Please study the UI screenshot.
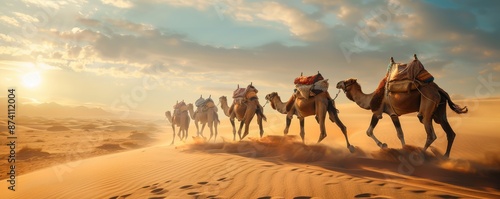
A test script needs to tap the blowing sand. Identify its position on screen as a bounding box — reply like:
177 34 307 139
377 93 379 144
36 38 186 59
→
0 98 499 198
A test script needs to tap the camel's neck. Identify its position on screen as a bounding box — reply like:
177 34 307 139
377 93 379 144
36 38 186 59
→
271 96 288 114
188 106 195 120
220 100 231 117
346 83 374 110
165 111 173 123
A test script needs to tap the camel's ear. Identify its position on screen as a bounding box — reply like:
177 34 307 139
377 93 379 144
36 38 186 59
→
300 72 303 76
209 95 211 98
250 82 253 86
352 78 357 82
390 57 395 64
414 54 418 60
237 84 239 89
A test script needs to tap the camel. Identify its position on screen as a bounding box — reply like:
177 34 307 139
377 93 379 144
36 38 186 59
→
335 55 468 157
187 96 220 142
282 88 355 152
165 101 191 145
265 92 297 135
219 83 266 141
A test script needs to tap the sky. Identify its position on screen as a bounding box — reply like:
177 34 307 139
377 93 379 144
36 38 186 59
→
0 0 499 118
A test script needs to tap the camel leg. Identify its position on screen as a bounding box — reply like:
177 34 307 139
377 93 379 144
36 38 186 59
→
241 106 256 140
422 117 437 152
200 123 206 138
367 114 387 148
284 116 291 135
257 111 264 138
171 125 176 145
299 118 305 143
207 111 214 141
329 108 355 152
207 123 213 141
438 115 455 158
214 119 219 143
434 104 455 157
230 118 236 141
317 104 328 143
238 120 245 140
194 121 200 137
390 115 406 147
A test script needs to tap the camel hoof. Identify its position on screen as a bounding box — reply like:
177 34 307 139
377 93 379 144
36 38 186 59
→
348 145 356 153
317 134 327 143
380 143 388 149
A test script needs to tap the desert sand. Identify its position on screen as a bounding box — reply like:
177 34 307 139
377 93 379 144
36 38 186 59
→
0 98 499 198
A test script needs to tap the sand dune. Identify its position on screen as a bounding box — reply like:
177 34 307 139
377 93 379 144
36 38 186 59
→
1 136 498 199
1 98 498 198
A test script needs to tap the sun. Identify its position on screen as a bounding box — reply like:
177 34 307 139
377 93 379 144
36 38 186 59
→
22 72 42 88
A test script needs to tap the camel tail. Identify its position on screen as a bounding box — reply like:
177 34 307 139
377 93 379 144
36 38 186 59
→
437 86 468 114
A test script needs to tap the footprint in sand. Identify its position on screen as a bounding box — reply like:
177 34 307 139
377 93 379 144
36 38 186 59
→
217 177 228 181
151 188 168 194
148 197 165 199
142 185 151 189
197 181 208 185
355 193 392 198
293 196 312 199
364 180 373 184
207 195 219 198
410 190 427 194
180 185 193 189
257 197 272 199
262 165 274 167
377 183 386 186
291 168 299 171
435 194 460 199
187 192 200 195
108 193 133 199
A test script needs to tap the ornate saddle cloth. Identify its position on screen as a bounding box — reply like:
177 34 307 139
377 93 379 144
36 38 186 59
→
295 79 329 99
233 88 246 99
294 73 324 85
388 59 434 83
387 80 419 93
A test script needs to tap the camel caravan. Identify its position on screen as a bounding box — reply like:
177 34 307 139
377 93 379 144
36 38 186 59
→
165 54 467 157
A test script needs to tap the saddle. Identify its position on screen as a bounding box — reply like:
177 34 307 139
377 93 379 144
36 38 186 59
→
294 72 329 99
294 73 324 85
387 58 434 93
232 84 259 105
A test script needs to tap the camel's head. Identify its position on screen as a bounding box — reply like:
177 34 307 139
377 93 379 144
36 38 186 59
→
187 103 194 110
219 96 227 103
265 92 278 101
336 78 357 92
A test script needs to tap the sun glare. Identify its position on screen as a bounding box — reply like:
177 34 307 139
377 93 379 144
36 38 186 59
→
22 72 42 88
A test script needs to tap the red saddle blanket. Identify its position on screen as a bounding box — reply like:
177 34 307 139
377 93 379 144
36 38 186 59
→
294 73 324 85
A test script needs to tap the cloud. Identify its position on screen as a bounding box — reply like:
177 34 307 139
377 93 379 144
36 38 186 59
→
256 2 324 39
0 16 19 27
101 0 134 8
